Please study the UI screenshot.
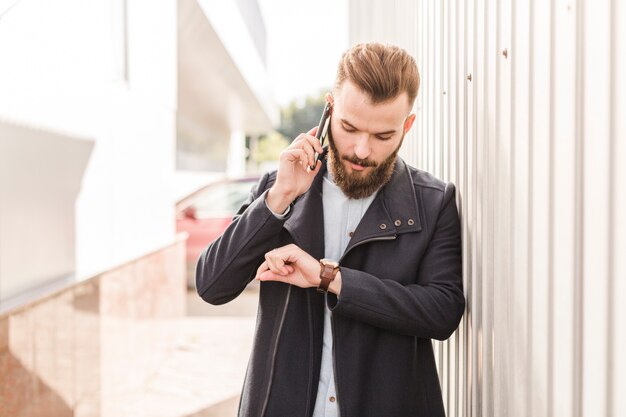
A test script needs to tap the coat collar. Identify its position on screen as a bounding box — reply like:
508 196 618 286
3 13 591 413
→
284 156 422 258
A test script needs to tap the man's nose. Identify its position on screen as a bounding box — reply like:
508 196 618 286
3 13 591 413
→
354 134 371 160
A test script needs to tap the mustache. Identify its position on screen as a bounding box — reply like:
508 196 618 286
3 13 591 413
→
341 154 378 168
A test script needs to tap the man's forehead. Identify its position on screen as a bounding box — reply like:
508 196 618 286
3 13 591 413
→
334 81 411 129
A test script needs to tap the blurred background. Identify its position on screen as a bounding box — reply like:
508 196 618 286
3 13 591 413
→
0 0 624 416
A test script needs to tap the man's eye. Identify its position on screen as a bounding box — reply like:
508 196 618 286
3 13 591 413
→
342 125 356 132
376 135 392 141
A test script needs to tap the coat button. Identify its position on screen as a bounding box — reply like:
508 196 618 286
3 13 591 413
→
408 219 415 226
379 223 387 230
394 220 402 226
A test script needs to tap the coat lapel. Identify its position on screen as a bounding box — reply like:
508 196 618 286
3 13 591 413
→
344 158 423 253
283 157 422 260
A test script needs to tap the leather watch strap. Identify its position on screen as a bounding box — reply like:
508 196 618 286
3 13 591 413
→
317 260 339 294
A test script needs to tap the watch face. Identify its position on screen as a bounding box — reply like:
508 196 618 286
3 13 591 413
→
321 258 339 268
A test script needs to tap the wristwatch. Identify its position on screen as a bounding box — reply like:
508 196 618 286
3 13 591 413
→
317 259 340 294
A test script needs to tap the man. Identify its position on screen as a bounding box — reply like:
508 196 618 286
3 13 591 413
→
196 43 465 417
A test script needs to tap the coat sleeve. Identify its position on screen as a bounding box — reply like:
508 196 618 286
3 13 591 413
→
328 182 465 340
195 172 290 305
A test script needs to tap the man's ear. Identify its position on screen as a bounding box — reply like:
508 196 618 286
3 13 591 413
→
404 113 416 133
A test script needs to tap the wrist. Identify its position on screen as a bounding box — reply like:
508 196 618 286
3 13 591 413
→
266 186 296 214
328 271 342 295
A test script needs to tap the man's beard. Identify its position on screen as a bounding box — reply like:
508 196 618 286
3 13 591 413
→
327 125 403 199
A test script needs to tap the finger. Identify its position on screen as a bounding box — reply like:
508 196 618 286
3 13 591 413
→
298 141 316 168
257 270 283 281
287 135 322 167
304 138 324 168
292 130 322 152
276 253 290 275
291 133 308 145
291 128 318 144
258 262 295 281
264 251 279 272
282 149 310 169
255 261 269 279
287 138 316 168
270 250 289 275
265 250 288 275
282 148 306 161
307 158 322 174
302 134 324 154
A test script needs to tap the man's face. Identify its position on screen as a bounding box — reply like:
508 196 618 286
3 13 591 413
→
326 80 416 199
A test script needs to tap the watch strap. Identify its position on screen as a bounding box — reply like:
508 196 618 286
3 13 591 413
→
317 261 339 294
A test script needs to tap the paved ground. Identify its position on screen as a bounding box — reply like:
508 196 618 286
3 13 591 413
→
124 285 260 417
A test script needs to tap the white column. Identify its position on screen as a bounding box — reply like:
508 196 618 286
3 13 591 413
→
227 129 246 177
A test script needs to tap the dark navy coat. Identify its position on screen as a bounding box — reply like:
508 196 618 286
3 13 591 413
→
196 157 465 417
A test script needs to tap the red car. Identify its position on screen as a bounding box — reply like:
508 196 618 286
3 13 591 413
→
176 177 260 287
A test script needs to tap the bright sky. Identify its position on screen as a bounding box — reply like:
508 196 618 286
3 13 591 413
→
257 0 348 106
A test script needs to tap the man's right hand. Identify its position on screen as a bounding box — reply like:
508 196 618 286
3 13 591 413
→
265 126 324 213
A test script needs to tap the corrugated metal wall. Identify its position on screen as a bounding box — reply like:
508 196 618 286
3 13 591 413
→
349 0 625 416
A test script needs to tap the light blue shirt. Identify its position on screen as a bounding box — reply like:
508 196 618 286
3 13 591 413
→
311 171 378 417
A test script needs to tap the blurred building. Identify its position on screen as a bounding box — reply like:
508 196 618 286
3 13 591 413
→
349 0 626 416
177 0 278 175
0 0 275 415
0 0 276 306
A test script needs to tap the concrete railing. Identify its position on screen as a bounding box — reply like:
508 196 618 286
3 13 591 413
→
0 237 187 417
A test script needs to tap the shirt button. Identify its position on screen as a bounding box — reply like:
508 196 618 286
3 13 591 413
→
329 396 336 403
348 231 354 237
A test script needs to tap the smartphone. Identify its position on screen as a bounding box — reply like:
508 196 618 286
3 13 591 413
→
310 103 331 170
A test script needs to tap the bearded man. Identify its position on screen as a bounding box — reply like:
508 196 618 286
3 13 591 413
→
196 42 465 417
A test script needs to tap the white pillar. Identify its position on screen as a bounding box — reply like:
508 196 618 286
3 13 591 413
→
227 129 246 177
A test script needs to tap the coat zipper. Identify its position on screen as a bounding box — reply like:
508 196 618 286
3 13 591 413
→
332 234 397 416
304 291 314 416
260 285 292 417
330 313 342 415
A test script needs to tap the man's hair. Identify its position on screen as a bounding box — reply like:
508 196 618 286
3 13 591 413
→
334 43 420 107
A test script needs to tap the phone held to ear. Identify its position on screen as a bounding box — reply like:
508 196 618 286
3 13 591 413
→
310 103 331 170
